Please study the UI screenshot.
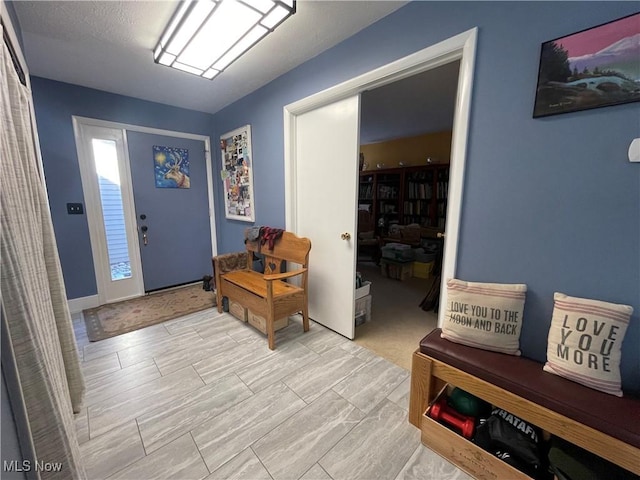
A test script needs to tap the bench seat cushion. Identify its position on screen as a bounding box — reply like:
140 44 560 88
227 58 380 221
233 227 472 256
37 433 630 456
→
222 270 301 298
420 328 640 449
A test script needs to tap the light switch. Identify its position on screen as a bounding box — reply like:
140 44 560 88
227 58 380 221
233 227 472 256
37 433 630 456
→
628 138 640 163
67 203 84 215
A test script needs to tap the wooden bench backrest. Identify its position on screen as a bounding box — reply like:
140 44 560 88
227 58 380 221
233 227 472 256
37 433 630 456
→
245 230 311 275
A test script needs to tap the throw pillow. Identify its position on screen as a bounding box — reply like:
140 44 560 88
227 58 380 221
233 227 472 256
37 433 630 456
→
544 292 632 397
442 278 527 355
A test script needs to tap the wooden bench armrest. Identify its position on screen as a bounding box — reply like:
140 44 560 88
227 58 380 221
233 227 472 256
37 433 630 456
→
263 268 308 281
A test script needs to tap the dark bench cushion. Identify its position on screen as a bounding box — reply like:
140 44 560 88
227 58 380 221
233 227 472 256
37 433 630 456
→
420 328 640 449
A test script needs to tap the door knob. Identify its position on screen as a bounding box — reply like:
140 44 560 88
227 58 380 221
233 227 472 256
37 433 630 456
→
341 232 351 240
437 232 446 238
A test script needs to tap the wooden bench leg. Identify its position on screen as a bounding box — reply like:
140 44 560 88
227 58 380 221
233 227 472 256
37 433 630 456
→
216 290 223 313
267 284 275 350
409 350 433 428
267 312 276 350
302 294 309 332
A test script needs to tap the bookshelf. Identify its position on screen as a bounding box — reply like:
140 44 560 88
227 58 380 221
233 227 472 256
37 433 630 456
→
404 169 433 227
436 168 449 229
358 165 449 233
358 173 374 213
376 172 401 227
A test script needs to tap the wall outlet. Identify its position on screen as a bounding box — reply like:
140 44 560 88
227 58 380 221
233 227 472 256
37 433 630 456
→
67 203 84 215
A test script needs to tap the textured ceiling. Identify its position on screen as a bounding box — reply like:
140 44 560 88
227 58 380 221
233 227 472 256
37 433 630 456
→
13 0 407 114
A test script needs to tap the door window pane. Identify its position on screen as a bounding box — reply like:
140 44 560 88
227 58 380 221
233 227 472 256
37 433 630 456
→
92 139 132 281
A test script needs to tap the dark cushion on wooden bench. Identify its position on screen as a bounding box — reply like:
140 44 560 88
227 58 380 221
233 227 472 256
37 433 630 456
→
420 328 640 449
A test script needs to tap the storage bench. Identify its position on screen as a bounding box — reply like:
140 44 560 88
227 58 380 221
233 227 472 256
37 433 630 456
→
214 230 311 350
409 328 640 477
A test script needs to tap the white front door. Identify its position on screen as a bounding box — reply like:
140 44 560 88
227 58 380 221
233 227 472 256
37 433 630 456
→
75 123 144 304
293 95 361 339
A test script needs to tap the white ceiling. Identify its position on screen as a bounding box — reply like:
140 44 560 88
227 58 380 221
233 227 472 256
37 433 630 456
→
12 0 408 114
13 0 459 142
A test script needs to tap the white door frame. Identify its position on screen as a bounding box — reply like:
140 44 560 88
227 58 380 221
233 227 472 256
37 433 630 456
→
72 116 218 305
284 28 478 327
75 123 145 304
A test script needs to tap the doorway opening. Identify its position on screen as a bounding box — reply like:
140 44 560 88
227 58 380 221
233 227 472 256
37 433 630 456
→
285 28 477 369
354 62 459 369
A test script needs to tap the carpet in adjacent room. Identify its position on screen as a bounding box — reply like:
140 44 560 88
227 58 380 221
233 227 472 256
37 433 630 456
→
354 261 438 370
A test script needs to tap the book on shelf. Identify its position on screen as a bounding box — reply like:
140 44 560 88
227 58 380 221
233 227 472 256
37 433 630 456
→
358 183 373 200
378 185 398 199
406 181 432 200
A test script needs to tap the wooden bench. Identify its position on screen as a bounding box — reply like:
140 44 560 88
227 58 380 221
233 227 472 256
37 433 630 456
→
409 328 640 478
215 231 311 350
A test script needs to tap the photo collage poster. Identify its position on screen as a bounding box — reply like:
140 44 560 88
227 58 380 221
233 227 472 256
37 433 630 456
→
220 125 255 222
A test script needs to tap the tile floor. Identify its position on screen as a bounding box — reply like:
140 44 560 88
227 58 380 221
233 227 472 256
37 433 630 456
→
73 308 471 480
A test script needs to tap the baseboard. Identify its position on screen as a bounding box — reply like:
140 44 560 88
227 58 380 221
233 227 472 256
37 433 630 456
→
146 280 201 294
67 295 99 314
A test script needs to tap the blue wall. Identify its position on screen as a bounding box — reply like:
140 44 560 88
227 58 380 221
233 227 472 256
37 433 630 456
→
31 78 215 299
29 2 639 390
211 2 639 391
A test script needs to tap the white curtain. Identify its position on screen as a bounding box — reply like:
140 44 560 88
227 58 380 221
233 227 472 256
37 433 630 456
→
1 25 86 479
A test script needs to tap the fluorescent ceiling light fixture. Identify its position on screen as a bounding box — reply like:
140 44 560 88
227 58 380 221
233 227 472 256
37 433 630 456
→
154 0 296 79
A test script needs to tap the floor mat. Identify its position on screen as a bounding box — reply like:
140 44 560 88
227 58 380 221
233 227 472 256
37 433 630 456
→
83 284 216 341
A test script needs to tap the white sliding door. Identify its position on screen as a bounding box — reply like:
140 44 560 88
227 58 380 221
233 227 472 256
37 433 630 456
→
292 95 361 339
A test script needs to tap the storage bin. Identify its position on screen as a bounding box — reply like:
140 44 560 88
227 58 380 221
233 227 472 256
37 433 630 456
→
247 311 288 334
413 261 434 278
355 294 372 326
381 243 415 261
229 300 247 322
380 258 413 281
355 280 371 299
355 312 367 327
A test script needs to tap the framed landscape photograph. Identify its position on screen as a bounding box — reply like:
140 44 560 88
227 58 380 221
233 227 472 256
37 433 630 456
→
533 13 640 118
220 125 255 222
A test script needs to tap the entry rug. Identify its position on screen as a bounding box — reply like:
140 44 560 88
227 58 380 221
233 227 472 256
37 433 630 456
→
83 284 216 341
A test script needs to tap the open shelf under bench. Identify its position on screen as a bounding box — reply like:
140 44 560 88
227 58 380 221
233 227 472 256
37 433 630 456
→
409 349 640 478
421 386 530 480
